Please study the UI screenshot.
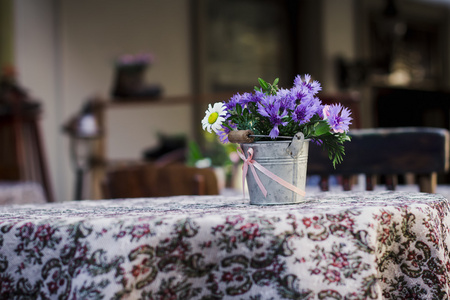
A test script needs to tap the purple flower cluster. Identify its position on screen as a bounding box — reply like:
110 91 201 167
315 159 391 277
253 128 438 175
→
323 104 352 133
219 74 352 140
116 53 154 67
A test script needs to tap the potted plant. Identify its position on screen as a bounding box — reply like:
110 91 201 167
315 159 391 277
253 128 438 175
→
201 74 352 205
111 53 162 99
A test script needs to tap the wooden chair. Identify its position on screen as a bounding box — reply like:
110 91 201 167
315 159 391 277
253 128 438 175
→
0 98 54 202
101 162 219 199
307 127 450 193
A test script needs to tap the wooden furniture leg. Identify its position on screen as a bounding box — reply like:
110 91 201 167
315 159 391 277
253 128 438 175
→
31 118 54 202
365 174 376 191
319 175 329 191
418 172 437 193
385 175 398 191
342 175 352 191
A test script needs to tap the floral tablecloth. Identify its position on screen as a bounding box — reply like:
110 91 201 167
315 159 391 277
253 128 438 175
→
0 191 448 299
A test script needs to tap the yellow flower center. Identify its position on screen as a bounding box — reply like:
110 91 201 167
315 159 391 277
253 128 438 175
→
208 112 219 124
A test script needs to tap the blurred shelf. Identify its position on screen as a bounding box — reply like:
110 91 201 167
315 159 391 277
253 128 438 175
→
107 95 194 107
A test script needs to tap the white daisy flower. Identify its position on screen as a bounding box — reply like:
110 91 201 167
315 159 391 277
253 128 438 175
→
202 102 226 133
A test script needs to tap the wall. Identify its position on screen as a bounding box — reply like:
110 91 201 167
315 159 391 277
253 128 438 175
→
321 0 356 93
60 1 193 159
12 0 450 201
14 0 60 199
14 0 192 201
0 0 14 66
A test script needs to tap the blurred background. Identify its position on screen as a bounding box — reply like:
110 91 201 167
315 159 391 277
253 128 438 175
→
0 0 449 202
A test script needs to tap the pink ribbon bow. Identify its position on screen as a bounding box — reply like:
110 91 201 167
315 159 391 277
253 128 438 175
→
237 146 306 198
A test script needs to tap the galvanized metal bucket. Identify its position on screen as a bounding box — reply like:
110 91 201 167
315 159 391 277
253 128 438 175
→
241 135 309 205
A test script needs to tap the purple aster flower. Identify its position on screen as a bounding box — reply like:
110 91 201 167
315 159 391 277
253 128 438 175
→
257 95 276 113
217 129 229 143
323 104 352 133
225 94 241 111
239 92 253 106
311 138 323 146
269 126 281 139
276 88 296 110
290 85 312 102
251 91 265 103
293 74 322 95
257 95 288 139
292 97 320 125
218 121 237 143
313 97 325 118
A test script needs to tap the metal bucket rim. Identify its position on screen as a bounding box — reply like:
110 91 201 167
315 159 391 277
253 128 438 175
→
241 139 311 145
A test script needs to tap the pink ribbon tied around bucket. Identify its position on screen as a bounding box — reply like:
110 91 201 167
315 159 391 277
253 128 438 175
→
237 146 306 198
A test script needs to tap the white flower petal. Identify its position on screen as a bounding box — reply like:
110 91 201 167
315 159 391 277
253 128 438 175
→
201 102 227 133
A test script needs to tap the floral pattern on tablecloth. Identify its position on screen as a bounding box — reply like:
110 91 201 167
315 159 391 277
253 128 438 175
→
0 191 448 299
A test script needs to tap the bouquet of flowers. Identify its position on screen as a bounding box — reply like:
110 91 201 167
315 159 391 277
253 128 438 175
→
112 52 162 99
201 74 352 167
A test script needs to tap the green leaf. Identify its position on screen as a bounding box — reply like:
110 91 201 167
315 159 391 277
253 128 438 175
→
187 140 204 166
314 121 331 136
222 123 234 131
273 78 279 86
243 108 249 118
236 104 242 115
258 78 269 90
